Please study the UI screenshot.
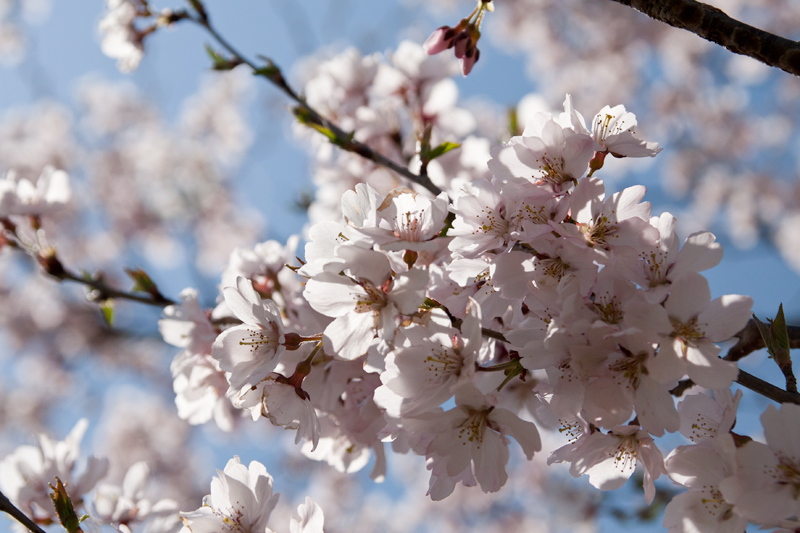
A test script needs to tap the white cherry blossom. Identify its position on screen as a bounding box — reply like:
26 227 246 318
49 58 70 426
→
211 277 286 393
180 457 279 533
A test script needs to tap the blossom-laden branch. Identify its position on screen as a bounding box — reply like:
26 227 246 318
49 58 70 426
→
182 1 443 197
608 0 800 78
0 490 48 533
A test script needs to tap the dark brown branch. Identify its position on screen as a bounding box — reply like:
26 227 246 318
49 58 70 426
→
0 491 48 533
607 0 800 78
56 269 175 308
185 4 442 196
737 369 800 405
669 370 800 405
36 251 175 308
725 318 800 362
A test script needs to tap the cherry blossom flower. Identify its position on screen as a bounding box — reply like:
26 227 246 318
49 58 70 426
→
349 186 450 252
180 457 279 533
0 166 71 216
549 423 666 504
93 461 179 533
719 403 800 526
375 303 481 417
677 389 742 443
564 177 659 259
99 0 146 73
409 384 541 500
590 104 662 158
236 373 321 451
616 212 723 304
664 435 746 533
0 419 109 522
303 245 427 359
211 277 287 393
625 273 752 389
488 112 598 193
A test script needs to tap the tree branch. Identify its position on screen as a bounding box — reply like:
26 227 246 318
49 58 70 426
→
724 318 800 362
35 251 175 308
0 491 48 533
184 4 443 196
737 369 800 405
607 0 800 78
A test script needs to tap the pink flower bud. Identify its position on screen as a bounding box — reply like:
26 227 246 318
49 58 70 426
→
460 45 480 76
423 25 456 55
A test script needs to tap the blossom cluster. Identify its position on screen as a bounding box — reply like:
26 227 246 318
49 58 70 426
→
0 420 324 533
0 2 797 533
151 77 800 532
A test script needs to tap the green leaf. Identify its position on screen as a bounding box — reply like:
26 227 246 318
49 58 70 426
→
426 141 461 161
125 267 156 293
50 478 83 533
204 44 223 63
772 303 791 366
100 299 115 327
292 108 344 145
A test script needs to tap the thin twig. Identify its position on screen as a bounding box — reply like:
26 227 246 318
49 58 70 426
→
57 269 175 308
36 252 175 308
608 0 800 78
0 491 48 533
481 327 510 343
669 371 800 405
737 369 800 405
185 5 442 196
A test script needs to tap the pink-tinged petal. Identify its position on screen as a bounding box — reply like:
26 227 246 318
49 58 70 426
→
290 497 325 533
390 268 428 315
697 294 753 342
121 461 149 499
180 507 224 533
490 251 534 299
211 325 283 390
670 231 723 280
647 338 687 384
634 376 679 437
570 176 605 225
583 378 633 428
585 455 633 491
685 344 737 389
73 456 109 496
472 430 509 493
222 283 261 325
560 134 597 179
663 490 747 533
323 312 375 360
341 183 381 227
42 168 71 205
609 185 649 221
719 441 800 524
304 272 360 317
337 246 391 285
638 438 666 504
489 408 541 459
664 273 711 323
624 299 673 337
370 442 387 482
762 403 800 462
666 444 729 488
454 383 489 411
